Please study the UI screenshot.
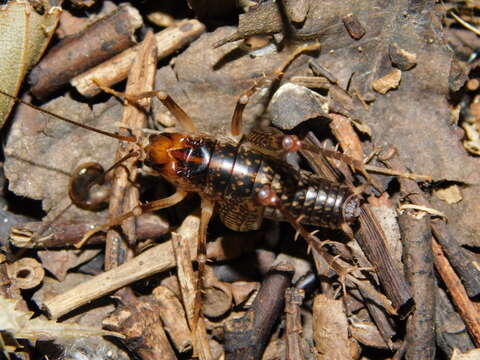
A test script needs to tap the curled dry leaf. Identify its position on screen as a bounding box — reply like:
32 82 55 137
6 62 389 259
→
269 82 329 130
313 294 360 360
0 0 61 128
463 122 480 155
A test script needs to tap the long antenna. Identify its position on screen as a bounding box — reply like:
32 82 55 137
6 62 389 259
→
0 89 136 143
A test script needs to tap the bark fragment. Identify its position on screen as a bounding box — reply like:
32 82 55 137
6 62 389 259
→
29 4 142 100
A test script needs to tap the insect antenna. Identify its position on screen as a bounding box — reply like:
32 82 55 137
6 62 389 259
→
0 88 145 245
25 149 143 246
0 89 137 143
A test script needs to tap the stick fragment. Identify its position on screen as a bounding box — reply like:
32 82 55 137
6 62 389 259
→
30 4 142 99
43 214 200 319
172 232 213 360
71 19 206 97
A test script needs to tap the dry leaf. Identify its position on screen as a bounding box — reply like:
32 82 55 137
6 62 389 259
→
0 0 61 127
451 348 480 360
434 185 463 204
463 122 480 155
351 118 372 137
38 249 101 281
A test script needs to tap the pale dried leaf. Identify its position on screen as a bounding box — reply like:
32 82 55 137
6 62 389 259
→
451 348 480 360
434 185 463 204
463 122 480 155
4 95 120 219
38 249 101 281
351 118 372 137
0 0 61 128
0 295 123 343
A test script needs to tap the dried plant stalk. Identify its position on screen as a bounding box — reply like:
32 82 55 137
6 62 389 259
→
153 286 192 353
399 214 435 359
104 30 157 269
432 237 480 347
224 262 294 360
171 232 213 360
284 288 305 360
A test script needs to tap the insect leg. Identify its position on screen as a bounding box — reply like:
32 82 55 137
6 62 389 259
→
75 190 188 248
256 185 354 247
192 197 215 334
92 80 198 133
256 185 356 294
231 43 321 137
154 91 197 133
231 85 257 137
247 128 372 183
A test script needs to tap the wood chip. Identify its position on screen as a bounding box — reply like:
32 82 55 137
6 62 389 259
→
372 69 402 94
342 13 366 40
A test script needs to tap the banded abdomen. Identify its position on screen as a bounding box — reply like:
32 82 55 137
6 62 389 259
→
145 133 359 232
203 138 359 231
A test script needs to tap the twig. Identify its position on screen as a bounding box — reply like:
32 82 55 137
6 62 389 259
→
398 204 447 220
102 288 177 360
309 60 338 84
29 4 142 99
386 156 480 298
432 237 480 347
284 288 305 360
153 286 192 354
171 232 213 360
103 30 157 269
450 11 480 37
42 214 200 319
9 213 169 248
391 341 407 360
358 206 413 315
364 164 432 181
71 19 206 97
399 214 435 359
225 262 294 360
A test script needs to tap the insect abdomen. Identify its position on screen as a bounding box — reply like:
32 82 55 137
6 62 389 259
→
205 141 265 200
204 139 359 230
264 170 359 228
